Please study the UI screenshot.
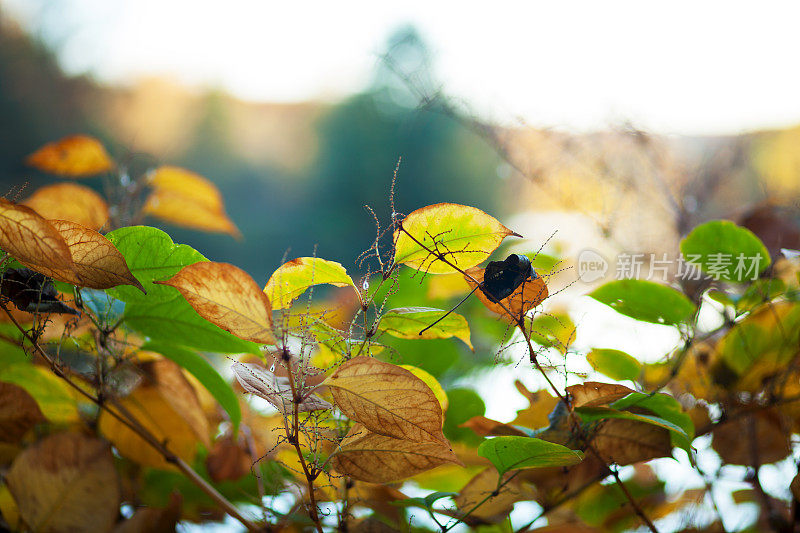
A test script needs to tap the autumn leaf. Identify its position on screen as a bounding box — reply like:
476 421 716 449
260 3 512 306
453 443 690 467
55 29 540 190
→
394 203 519 274
379 307 473 349
324 356 446 443
6 432 119 533
454 468 531 524
48 220 145 291
465 265 548 319
143 166 241 238
24 183 110 230
231 361 331 414
330 423 462 483
460 416 527 437
0 198 77 283
0 382 45 443
0 364 80 424
711 409 791 465
264 257 357 310
155 261 275 344
567 382 635 408
26 135 114 177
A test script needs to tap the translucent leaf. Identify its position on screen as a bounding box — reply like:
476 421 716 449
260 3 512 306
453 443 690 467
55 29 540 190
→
264 257 356 310
590 280 696 326
143 166 240 238
106 226 207 303
398 364 448 412
680 220 771 282
330 423 462 483
26 135 114 177
6 432 119 532
379 307 472 349
155 261 275 344
143 341 241 434
587 348 641 381
324 356 446 443
566 381 635 408
478 436 584 477
24 183 109 230
231 361 331 414
394 203 519 274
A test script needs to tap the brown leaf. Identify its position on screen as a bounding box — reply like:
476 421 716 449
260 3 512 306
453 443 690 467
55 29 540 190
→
206 436 250 483
591 418 671 466
511 386 560 430
112 493 181 533
711 409 791 465
460 416 527 437
232 362 331 414
26 135 114 177
566 381 634 408
324 356 445 443
155 262 275 344
330 424 462 483
48 220 145 291
6 432 119 533
24 183 110 230
0 198 76 283
0 382 45 443
454 468 532 524
465 266 548 320
349 482 407 523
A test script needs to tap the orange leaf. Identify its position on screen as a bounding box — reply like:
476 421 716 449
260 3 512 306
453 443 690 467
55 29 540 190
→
26 135 114 177
155 262 275 344
49 220 145 291
465 266 548 320
143 166 240 238
0 198 76 283
24 183 110 230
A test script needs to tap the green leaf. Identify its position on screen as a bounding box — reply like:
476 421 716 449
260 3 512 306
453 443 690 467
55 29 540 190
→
143 341 241 433
123 297 258 354
394 203 519 274
478 436 584 477
576 405 692 453
680 220 771 282
587 348 641 381
105 226 207 304
526 253 560 273
0 364 79 423
379 307 472 349
443 388 486 446
611 392 695 443
264 257 356 310
590 280 696 326
736 278 786 312
527 312 576 350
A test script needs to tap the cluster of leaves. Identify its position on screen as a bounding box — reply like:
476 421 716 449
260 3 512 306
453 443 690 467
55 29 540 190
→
0 135 798 533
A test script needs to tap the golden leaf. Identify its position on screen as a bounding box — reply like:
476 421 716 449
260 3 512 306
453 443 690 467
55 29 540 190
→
26 135 114 177
143 166 240 238
24 183 110 230
49 220 145 291
0 198 76 283
6 432 119 533
330 423 462 483
394 203 519 274
324 356 446 443
566 382 634 408
465 265 548 320
0 382 45 443
264 257 357 310
155 262 275 344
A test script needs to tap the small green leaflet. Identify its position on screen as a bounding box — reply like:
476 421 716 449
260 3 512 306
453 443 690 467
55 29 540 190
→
478 436 584 477
379 307 472 349
590 280 696 326
680 220 770 282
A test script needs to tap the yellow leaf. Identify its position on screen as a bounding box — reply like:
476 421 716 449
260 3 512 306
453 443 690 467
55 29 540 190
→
6 432 119 533
398 364 448 413
155 261 275 344
26 135 114 177
394 203 519 274
49 220 145 291
264 257 357 310
324 356 446 443
330 423 462 483
143 166 240 238
0 198 76 283
0 382 45 443
24 183 110 230
0 484 19 530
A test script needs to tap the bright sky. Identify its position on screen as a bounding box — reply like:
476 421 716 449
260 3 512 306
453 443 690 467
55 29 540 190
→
6 0 800 135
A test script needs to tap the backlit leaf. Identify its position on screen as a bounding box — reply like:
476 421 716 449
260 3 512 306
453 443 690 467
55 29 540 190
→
26 135 114 177
566 382 634 408
0 382 45 443
232 362 331 414
324 356 446 443
106 226 207 303
0 364 79 424
143 166 240 238
264 257 356 310
0 198 76 283
478 436 584 477
155 262 275 344
587 348 641 381
380 307 472 349
394 203 519 274
330 423 462 483
49 220 145 291
680 220 771 282
398 364 448 412
24 183 109 230
590 280 696 326
465 266 548 320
